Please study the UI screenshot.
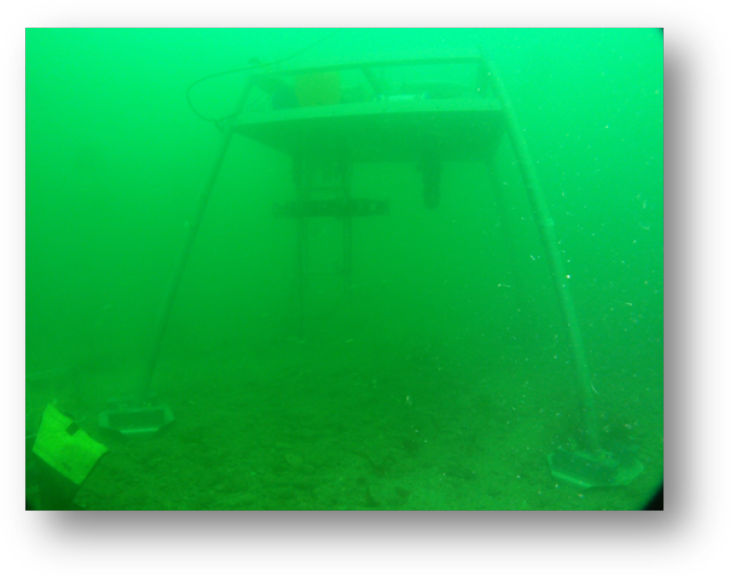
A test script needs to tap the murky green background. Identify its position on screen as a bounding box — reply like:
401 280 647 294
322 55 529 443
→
26 28 663 510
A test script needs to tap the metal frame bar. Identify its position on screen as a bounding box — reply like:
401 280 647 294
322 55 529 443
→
479 52 601 452
138 54 602 460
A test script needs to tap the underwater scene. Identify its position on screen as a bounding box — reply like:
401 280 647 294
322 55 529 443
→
25 28 663 510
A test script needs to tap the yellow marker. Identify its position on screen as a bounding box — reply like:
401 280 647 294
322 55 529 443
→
33 404 108 486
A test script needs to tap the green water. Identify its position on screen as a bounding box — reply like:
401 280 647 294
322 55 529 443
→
26 28 663 510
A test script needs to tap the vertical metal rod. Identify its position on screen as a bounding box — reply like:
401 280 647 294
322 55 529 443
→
292 156 309 340
481 53 601 452
340 160 353 298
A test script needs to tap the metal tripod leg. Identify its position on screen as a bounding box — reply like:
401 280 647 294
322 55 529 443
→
480 52 643 488
99 111 242 436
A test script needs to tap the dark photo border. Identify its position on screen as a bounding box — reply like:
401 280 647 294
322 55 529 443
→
7 8 725 570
